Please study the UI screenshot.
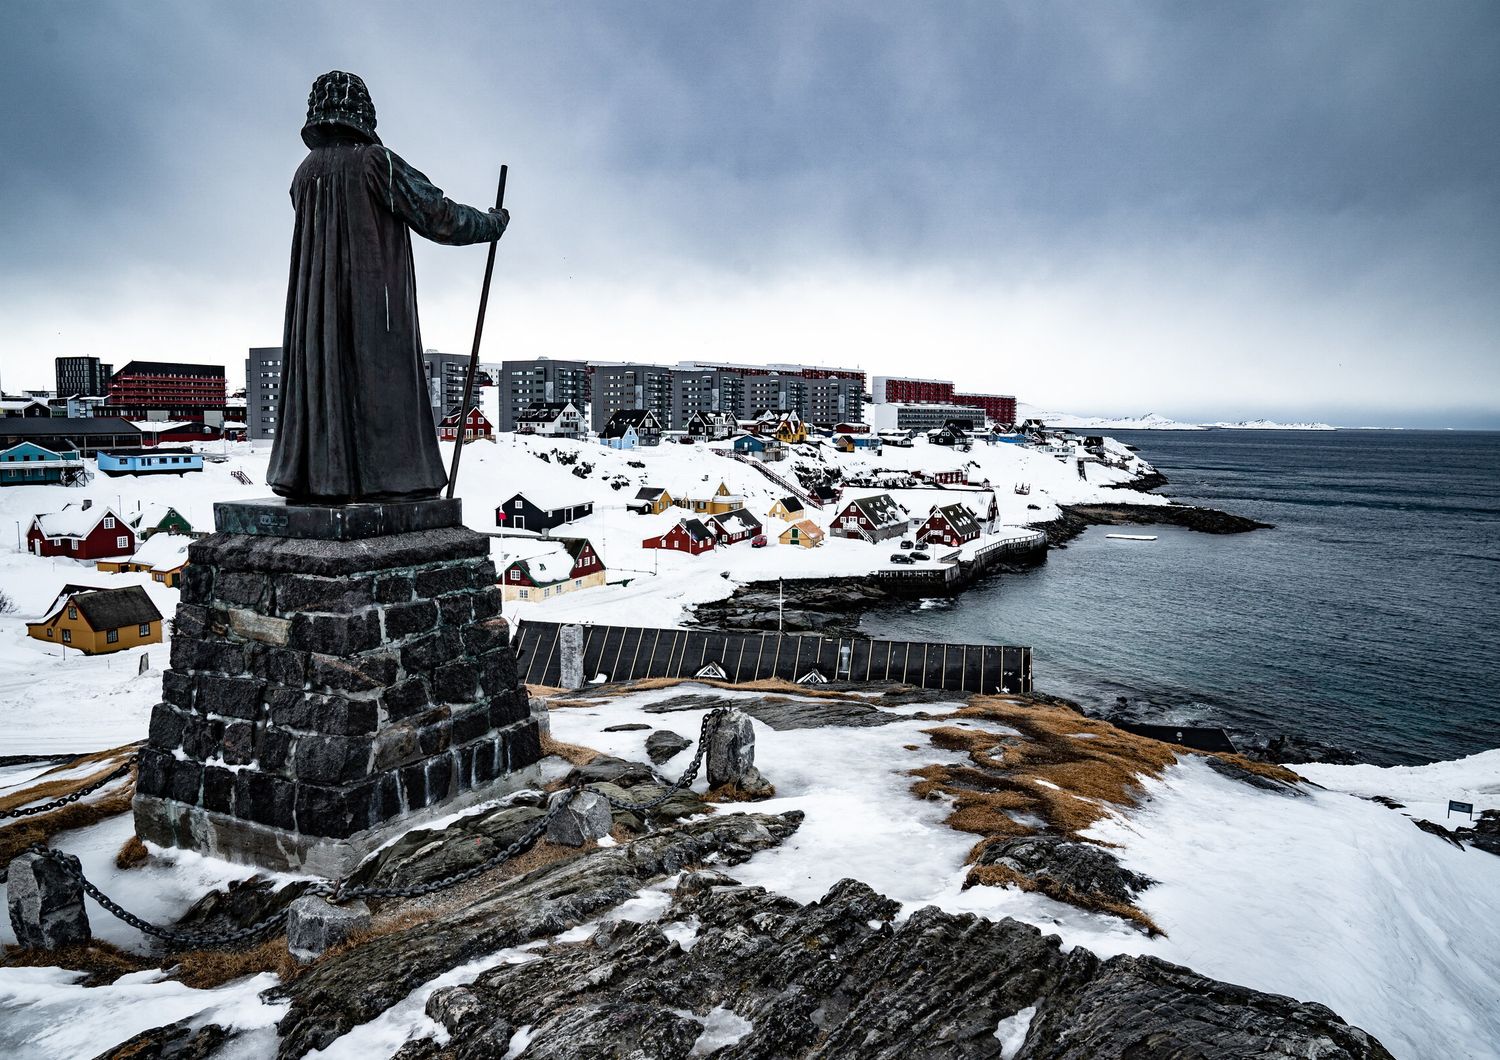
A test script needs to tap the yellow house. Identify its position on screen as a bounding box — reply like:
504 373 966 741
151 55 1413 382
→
95 532 192 588
765 412 808 445
779 519 825 548
26 584 164 655
768 496 806 521
628 487 674 515
679 481 744 515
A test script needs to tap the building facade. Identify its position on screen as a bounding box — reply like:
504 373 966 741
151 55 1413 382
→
872 375 1016 427
869 402 988 433
421 349 479 422
591 363 676 432
498 358 591 432
245 346 282 440
101 360 226 422
55 356 113 398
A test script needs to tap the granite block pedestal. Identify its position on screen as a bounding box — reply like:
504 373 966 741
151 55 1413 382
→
132 498 542 876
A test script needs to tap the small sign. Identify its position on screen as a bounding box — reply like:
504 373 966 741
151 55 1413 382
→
1448 800 1474 819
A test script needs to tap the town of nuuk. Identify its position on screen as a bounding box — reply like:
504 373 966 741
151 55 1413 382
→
2 349 1494 1060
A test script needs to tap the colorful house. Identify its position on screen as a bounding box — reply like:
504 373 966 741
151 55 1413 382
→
919 469 966 485
129 503 194 539
767 496 805 521
709 508 763 545
643 518 717 556
27 504 136 559
0 441 84 486
917 503 982 548
25 583 164 655
731 434 784 461
499 536 607 602
96 448 204 476
96 532 192 587
685 411 736 441
600 409 662 447
829 493 909 543
627 487 674 515
833 434 882 453
438 405 495 443
514 401 585 439
752 410 807 445
495 490 595 533
779 520 825 548
678 481 744 516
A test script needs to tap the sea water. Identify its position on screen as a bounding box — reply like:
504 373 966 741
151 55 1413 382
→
858 429 1500 765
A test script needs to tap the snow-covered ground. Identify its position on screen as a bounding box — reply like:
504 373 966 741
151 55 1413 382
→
2 685 1496 1058
0 416 1156 754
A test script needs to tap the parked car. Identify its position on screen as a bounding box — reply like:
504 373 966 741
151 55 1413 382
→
899 540 915 550
890 553 915 565
750 534 768 548
911 551 930 561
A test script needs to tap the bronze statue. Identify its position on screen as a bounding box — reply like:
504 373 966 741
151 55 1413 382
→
268 71 509 503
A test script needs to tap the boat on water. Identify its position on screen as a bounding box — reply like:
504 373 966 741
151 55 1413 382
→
1105 533 1157 541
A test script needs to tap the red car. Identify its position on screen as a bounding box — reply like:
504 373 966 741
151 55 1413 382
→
750 534 768 548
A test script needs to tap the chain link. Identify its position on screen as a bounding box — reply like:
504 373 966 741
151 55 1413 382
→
1 755 137 820
19 709 734 946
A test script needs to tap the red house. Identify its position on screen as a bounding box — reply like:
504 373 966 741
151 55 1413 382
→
709 508 763 545
829 494 908 543
27 503 136 560
918 503 982 548
643 518 717 555
918 468 966 485
438 405 494 443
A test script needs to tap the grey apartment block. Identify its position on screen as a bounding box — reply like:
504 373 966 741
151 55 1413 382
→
592 363 677 431
420 350 473 422
55 356 113 399
672 367 745 428
499 358 591 432
246 347 283 440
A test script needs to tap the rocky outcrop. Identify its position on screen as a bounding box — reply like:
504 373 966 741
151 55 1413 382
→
1060 503 1272 535
690 578 895 636
268 811 805 1058
975 835 1156 909
376 874 1394 1060
645 729 691 764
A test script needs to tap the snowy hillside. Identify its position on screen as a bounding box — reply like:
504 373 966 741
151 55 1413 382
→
1018 402 1338 431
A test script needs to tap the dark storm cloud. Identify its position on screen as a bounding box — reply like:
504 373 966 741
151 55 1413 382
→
0 1 1496 423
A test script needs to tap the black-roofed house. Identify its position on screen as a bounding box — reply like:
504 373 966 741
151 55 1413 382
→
642 517 717 556
709 508 763 545
767 496 804 521
829 493 909 543
918 502 983 548
685 410 736 441
514 401 585 439
600 409 662 447
627 486 674 515
495 489 595 533
25 583 163 655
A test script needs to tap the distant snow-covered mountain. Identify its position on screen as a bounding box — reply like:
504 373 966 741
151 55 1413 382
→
1017 403 1336 431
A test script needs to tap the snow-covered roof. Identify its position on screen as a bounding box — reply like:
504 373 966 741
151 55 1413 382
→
838 492 908 529
505 543 573 585
126 421 193 433
129 532 192 571
32 504 124 539
501 483 594 512
929 503 982 538
711 509 763 533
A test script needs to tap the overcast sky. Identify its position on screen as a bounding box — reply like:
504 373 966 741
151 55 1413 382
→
2 2 1496 426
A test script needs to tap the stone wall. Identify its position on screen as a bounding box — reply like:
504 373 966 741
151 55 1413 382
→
134 525 542 874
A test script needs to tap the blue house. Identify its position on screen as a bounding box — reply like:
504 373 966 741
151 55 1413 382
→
732 433 784 459
599 424 640 450
0 441 83 486
96 448 204 477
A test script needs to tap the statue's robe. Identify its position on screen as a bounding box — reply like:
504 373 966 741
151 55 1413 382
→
268 141 504 502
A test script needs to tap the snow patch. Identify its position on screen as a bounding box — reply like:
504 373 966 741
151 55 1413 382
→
993 1005 1036 1059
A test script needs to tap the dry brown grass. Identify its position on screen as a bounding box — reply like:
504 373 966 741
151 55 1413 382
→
910 695 1305 933
705 780 777 803
964 863 1163 936
115 834 148 870
1 939 150 984
0 745 138 813
547 697 610 710
169 934 300 988
0 782 137 866
539 733 599 766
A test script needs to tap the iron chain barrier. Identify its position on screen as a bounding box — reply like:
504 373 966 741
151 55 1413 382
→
1 754 138 819
17 708 732 948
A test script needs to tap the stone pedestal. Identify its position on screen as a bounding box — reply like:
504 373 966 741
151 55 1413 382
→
132 499 542 876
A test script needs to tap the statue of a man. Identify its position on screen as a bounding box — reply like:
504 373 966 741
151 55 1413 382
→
267 71 509 504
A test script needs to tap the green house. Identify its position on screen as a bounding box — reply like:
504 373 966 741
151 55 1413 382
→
131 503 194 539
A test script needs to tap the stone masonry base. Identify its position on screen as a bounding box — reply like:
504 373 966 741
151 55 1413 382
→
132 522 544 875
